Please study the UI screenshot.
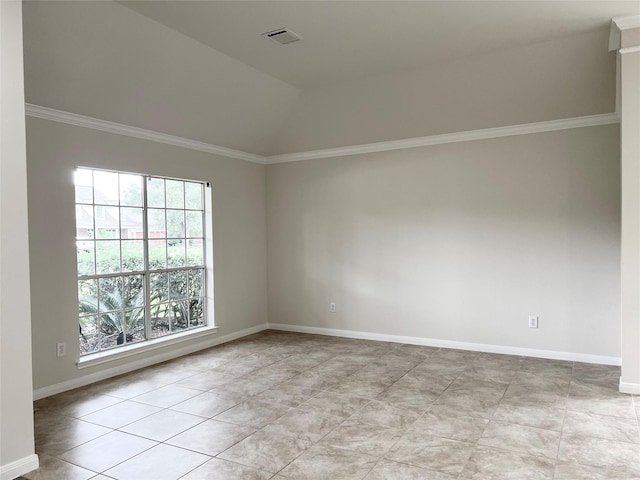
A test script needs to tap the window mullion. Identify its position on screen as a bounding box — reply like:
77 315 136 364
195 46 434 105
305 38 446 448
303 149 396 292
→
143 177 151 342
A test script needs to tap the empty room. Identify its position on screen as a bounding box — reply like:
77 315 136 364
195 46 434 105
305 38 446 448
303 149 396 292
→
2 1 640 479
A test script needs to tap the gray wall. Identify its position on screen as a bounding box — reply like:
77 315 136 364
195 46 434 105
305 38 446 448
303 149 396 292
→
26 118 268 391
272 30 615 154
267 125 621 358
21 0 299 155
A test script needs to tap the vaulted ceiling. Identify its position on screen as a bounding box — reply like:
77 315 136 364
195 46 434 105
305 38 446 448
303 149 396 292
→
22 1 640 156
119 1 640 88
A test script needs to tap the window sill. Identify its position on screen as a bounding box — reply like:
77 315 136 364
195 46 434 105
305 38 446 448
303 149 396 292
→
77 325 219 369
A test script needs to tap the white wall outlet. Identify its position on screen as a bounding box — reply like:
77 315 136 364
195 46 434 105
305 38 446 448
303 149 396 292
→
329 302 336 313
528 315 539 329
56 342 66 357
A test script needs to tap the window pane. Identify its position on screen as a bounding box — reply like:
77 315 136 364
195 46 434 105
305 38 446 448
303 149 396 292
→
75 168 93 187
121 207 143 239
75 185 93 204
123 274 144 309
169 270 188 300
148 209 166 238
186 240 204 267
125 308 145 344
188 269 204 298
119 173 143 207
150 272 168 304
166 210 185 238
76 205 94 239
185 182 202 210
79 315 99 355
167 240 185 267
148 240 167 270
77 243 95 276
186 211 203 238
78 279 98 316
74 169 93 204
93 171 119 205
171 301 188 332
151 303 171 338
100 312 123 350
95 207 119 239
188 298 204 328
165 180 184 209
99 277 123 312
147 177 165 208
96 240 121 274
122 240 144 272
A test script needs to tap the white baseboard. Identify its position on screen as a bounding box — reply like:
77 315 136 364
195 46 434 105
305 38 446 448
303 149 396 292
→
619 380 640 395
33 323 269 400
1 454 39 480
33 321 623 400
268 323 621 366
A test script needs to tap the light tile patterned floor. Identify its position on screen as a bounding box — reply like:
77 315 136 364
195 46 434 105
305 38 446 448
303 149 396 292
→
22 330 640 480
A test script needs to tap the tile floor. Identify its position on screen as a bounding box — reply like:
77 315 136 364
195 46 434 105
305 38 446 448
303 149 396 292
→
22 330 640 480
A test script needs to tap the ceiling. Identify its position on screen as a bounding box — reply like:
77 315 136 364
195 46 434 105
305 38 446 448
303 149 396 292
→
120 1 640 88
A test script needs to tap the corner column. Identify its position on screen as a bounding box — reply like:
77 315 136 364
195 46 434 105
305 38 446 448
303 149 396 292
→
611 16 640 394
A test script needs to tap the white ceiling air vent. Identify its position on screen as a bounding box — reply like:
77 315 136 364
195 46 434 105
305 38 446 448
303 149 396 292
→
262 28 302 45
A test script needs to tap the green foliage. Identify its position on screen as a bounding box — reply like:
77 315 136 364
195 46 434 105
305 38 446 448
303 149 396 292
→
77 243 203 277
78 274 145 352
78 260 205 353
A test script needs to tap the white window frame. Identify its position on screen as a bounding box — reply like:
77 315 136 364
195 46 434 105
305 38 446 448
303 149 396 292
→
75 167 217 368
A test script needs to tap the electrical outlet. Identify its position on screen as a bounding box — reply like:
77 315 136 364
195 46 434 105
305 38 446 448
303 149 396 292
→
329 302 336 313
528 315 539 329
56 342 66 357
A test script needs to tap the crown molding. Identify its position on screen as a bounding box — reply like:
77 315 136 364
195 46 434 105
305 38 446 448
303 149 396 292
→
612 15 640 31
25 104 619 166
265 113 620 164
609 15 640 51
25 104 266 164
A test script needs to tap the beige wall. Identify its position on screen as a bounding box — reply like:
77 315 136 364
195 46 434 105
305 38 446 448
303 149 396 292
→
272 30 615 154
267 125 621 359
26 118 268 391
1 0 37 476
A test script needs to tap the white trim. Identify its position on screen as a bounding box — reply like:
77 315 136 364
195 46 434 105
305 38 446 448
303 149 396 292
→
620 45 640 55
268 323 621 366
25 104 620 166
78 326 220 369
24 104 266 164
619 380 640 395
1 454 39 480
612 15 640 32
265 114 620 164
34 323 269 400
610 15 640 51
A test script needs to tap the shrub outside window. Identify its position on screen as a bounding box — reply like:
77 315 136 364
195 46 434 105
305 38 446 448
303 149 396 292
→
75 168 211 356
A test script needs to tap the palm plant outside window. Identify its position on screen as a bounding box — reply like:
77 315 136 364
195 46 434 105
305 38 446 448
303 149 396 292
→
75 168 210 356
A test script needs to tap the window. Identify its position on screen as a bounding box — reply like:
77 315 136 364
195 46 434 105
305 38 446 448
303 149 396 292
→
75 168 212 356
